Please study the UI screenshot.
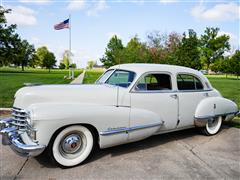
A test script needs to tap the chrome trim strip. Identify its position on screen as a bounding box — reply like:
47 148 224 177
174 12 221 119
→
194 111 239 120
12 113 28 118
100 122 162 136
177 89 212 93
12 107 27 113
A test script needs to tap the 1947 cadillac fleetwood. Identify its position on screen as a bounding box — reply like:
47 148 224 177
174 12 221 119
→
0 64 239 167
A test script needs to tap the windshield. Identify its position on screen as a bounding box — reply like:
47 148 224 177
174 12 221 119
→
96 69 114 84
96 69 136 88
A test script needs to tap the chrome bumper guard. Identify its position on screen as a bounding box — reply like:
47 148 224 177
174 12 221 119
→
0 117 46 157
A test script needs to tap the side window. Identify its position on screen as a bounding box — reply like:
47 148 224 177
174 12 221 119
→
177 74 203 90
135 73 172 91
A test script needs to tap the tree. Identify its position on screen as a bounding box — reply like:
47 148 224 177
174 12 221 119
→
87 60 96 69
174 29 202 69
124 36 150 63
60 50 71 69
0 6 20 66
15 39 35 71
228 50 240 79
69 63 76 69
147 31 168 63
42 52 56 72
59 63 66 69
29 53 40 68
100 35 124 68
200 27 230 71
164 32 182 65
35 46 56 72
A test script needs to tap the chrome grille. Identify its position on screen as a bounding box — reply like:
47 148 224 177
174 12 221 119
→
11 107 29 130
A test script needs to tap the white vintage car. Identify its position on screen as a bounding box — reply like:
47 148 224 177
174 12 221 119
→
0 64 239 167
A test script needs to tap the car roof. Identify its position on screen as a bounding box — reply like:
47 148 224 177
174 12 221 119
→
109 63 213 90
110 63 202 76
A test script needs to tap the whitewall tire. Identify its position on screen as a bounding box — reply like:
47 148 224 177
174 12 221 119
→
50 125 94 167
201 116 222 136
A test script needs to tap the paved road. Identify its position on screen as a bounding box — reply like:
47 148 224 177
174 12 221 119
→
0 126 239 180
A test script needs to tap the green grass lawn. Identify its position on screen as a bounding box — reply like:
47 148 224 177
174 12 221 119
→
206 75 240 128
0 67 82 107
82 69 105 84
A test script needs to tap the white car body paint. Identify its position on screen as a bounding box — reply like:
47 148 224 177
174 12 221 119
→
11 64 238 149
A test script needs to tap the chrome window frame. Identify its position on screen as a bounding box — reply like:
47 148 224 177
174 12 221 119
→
176 72 206 92
130 71 174 93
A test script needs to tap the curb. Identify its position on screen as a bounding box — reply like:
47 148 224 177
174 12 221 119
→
0 108 11 111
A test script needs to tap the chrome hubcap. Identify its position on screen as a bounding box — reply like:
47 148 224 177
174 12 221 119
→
61 134 82 154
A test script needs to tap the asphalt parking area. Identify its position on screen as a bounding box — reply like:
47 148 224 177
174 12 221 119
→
1 126 240 180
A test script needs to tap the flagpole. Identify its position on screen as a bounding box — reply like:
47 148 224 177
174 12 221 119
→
69 14 73 79
69 14 71 59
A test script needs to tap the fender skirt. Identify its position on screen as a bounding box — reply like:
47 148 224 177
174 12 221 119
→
194 97 239 127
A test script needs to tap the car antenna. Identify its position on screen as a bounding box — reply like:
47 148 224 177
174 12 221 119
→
116 58 120 107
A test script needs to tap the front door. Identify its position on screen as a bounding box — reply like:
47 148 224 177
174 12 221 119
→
130 72 178 140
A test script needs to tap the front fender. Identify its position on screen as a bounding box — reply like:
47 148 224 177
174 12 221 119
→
194 97 238 127
28 103 130 148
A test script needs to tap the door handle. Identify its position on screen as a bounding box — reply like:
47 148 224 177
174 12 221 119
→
170 94 178 99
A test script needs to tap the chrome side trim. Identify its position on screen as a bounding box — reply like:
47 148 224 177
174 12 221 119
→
100 122 162 136
195 111 239 120
194 111 239 127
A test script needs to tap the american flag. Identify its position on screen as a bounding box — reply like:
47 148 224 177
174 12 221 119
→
54 19 70 30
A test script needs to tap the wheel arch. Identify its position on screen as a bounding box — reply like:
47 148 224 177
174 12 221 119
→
47 123 100 148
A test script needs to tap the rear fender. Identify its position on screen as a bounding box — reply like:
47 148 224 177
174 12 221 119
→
194 97 238 127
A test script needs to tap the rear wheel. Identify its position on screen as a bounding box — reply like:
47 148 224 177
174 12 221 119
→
49 125 94 167
201 116 222 136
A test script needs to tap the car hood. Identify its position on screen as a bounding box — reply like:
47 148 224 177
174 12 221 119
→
13 84 121 109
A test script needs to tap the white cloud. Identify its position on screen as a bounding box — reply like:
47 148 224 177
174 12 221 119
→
19 0 52 5
87 0 109 16
191 2 240 22
159 0 178 4
67 0 109 16
67 0 86 11
5 6 37 26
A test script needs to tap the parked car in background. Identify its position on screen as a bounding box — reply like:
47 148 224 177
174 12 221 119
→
0 64 239 167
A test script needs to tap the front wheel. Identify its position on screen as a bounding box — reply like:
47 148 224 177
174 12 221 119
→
201 116 222 136
49 125 94 167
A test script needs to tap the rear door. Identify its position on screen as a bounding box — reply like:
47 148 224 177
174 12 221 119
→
176 73 207 127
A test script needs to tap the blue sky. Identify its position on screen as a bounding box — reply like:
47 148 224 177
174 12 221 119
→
2 0 240 68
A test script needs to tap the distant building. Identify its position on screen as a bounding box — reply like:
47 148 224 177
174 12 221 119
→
93 64 104 69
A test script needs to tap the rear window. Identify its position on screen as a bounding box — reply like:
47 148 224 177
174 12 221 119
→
177 74 203 90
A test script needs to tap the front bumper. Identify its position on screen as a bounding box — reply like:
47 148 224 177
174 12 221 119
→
0 117 46 157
